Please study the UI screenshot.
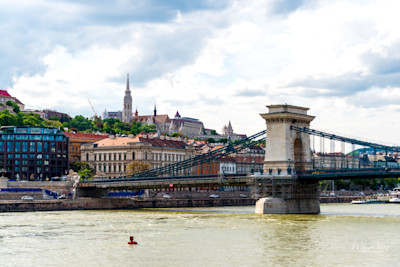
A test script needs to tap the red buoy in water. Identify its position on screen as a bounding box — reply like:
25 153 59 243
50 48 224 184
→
128 236 138 245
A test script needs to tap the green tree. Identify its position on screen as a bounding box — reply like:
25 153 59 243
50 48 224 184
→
127 161 151 175
21 113 45 126
139 124 156 133
0 109 18 126
72 161 91 172
207 138 216 143
6 100 20 113
70 115 92 131
171 132 183 138
78 168 93 180
44 119 63 128
219 138 228 144
48 116 60 121
131 123 141 135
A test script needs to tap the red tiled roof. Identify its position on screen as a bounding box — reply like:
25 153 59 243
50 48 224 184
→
0 90 12 97
63 132 109 140
138 137 187 149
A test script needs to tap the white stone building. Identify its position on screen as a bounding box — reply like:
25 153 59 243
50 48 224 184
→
80 133 196 178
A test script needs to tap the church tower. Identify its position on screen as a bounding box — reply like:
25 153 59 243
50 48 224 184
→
122 74 132 123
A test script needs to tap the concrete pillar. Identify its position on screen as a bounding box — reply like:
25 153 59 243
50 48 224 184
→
255 197 320 214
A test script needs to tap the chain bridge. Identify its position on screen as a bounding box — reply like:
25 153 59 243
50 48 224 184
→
78 104 400 214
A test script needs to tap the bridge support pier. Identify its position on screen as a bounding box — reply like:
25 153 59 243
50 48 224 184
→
255 197 320 214
253 175 320 214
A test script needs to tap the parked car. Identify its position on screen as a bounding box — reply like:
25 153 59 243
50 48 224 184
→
162 194 172 199
209 194 219 198
21 196 34 201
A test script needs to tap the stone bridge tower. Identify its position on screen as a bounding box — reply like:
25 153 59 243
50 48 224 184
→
255 104 320 214
261 104 315 174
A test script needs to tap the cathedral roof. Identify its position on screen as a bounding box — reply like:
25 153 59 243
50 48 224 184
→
132 114 170 124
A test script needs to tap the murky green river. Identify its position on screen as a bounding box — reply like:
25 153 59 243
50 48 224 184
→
0 204 399 266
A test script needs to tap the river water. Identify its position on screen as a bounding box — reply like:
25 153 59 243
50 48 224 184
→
0 204 399 267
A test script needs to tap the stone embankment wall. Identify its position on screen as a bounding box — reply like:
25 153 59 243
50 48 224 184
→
319 196 360 203
0 197 256 212
7 181 73 194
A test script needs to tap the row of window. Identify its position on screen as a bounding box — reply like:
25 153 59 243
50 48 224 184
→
0 141 67 153
153 153 186 162
94 164 127 173
221 166 236 173
5 166 65 173
92 153 128 161
71 146 80 153
89 152 187 162
3 153 66 159
196 165 218 171
0 159 67 166
1 134 66 141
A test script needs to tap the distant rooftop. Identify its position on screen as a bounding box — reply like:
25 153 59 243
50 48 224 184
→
179 117 199 122
0 90 12 97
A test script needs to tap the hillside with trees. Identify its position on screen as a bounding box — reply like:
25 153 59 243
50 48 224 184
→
0 101 156 135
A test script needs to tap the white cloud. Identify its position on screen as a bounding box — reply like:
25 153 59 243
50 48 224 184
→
3 0 400 144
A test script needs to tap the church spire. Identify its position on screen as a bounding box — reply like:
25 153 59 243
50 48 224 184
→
126 73 130 92
122 73 132 123
154 102 157 117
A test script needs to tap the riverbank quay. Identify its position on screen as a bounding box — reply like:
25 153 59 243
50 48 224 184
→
0 197 256 212
319 196 362 203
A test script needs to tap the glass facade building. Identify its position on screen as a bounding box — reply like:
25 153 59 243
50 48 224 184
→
0 126 69 180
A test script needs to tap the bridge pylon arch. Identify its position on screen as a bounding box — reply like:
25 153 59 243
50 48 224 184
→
261 104 315 174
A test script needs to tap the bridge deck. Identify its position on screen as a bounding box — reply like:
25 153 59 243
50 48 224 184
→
78 168 400 192
298 168 400 180
79 174 252 190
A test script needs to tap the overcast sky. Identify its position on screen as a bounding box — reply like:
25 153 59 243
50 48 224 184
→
2 0 400 144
